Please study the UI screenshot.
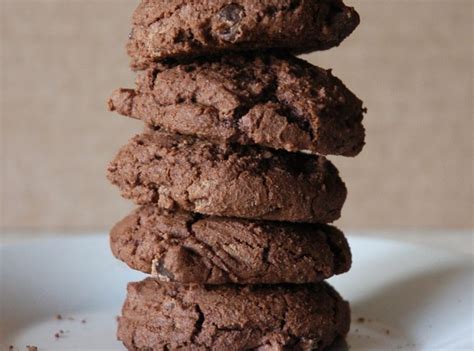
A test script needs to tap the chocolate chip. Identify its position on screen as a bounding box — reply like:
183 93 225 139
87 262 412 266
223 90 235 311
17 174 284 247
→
216 4 244 42
219 3 243 23
156 260 175 280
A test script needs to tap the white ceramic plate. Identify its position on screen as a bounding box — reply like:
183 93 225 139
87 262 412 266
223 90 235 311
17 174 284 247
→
0 235 472 351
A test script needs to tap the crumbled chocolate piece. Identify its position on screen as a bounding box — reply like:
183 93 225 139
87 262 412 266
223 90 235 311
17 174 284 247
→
216 4 245 42
155 259 175 281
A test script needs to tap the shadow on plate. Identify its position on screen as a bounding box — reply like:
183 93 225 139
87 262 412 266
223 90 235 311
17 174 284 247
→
348 262 473 349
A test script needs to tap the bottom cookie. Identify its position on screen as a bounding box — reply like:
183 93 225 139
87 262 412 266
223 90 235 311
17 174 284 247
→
117 278 350 351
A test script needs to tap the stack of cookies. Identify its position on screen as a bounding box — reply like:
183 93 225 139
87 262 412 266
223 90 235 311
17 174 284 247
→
107 0 365 349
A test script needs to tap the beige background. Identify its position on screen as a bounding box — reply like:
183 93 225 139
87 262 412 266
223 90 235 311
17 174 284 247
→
1 0 472 232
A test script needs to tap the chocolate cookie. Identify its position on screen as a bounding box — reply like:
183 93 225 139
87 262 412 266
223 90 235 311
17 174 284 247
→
107 131 347 223
110 205 351 284
109 54 365 156
127 0 360 68
118 278 350 350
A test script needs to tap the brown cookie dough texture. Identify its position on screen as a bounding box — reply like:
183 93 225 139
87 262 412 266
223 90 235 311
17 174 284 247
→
109 54 365 156
127 0 360 68
110 205 352 284
107 131 347 223
118 278 350 351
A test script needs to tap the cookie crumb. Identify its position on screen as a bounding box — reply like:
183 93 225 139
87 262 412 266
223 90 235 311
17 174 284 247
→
54 329 68 339
27 346 38 351
385 329 390 335
56 314 62 320
9 346 14 351
356 317 365 323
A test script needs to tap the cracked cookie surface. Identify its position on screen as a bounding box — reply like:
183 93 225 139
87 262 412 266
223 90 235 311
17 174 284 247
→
110 205 351 284
127 0 360 68
107 131 347 223
118 278 350 350
109 53 365 156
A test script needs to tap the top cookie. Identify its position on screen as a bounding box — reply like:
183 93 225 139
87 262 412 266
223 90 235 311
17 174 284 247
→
127 0 360 68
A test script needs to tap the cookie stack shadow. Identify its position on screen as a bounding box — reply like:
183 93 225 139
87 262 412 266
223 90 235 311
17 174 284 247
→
107 1 365 350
